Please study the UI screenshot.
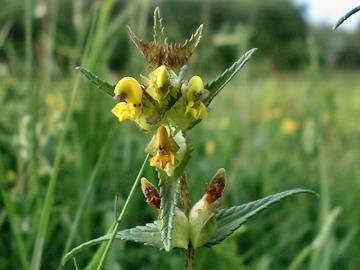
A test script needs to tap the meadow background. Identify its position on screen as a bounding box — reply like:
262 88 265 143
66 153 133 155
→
1 0 360 269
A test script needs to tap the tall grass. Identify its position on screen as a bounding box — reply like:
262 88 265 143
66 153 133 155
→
0 1 359 269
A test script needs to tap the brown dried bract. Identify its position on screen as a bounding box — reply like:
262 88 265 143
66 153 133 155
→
205 169 226 204
141 178 161 209
128 25 203 69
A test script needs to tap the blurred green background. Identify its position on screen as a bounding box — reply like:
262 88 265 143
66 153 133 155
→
1 0 360 269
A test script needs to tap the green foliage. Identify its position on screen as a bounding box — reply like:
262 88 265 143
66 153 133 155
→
2 0 360 269
63 222 162 265
76 66 115 97
205 48 257 105
207 189 317 246
251 0 307 69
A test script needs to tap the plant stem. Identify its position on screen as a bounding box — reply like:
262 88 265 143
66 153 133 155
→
180 174 195 270
96 154 149 270
185 244 195 270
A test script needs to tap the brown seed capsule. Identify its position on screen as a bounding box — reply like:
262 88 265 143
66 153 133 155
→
205 168 226 204
141 177 161 209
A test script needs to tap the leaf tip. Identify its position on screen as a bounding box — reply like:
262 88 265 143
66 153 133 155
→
198 24 204 32
154 6 161 17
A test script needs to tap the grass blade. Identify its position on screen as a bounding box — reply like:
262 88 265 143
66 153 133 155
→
94 154 150 270
58 125 116 269
333 6 360 29
29 14 98 270
0 159 29 269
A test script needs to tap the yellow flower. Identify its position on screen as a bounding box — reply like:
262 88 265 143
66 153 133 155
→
146 65 170 102
112 77 143 122
45 93 65 113
281 118 300 134
112 102 139 122
150 126 179 170
205 140 216 156
185 76 208 119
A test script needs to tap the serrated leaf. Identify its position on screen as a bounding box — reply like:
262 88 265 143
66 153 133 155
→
204 48 257 105
206 189 317 246
153 7 166 44
117 222 162 248
76 66 115 97
158 172 179 251
333 6 360 29
62 223 161 265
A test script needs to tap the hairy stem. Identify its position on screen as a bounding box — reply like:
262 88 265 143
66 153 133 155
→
180 174 191 215
180 174 195 270
185 244 195 270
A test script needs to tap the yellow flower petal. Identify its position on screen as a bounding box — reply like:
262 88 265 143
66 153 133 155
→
149 126 179 170
194 101 208 119
186 76 204 99
185 76 208 119
150 152 176 169
114 77 143 105
155 65 168 88
156 126 179 153
112 102 141 122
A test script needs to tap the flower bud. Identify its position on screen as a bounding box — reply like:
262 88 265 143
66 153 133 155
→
189 168 226 248
146 65 171 102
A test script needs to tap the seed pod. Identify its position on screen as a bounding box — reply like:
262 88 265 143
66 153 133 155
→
172 208 190 249
189 168 226 248
205 168 226 204
141 177 161 209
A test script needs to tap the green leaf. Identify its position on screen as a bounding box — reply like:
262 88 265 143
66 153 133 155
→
206 189 317 246
153 7 166 44
63 223 162 265
117 222 162 248
158 172 179 251
75 66 115 97
204 48 257 105
333 6 360 29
